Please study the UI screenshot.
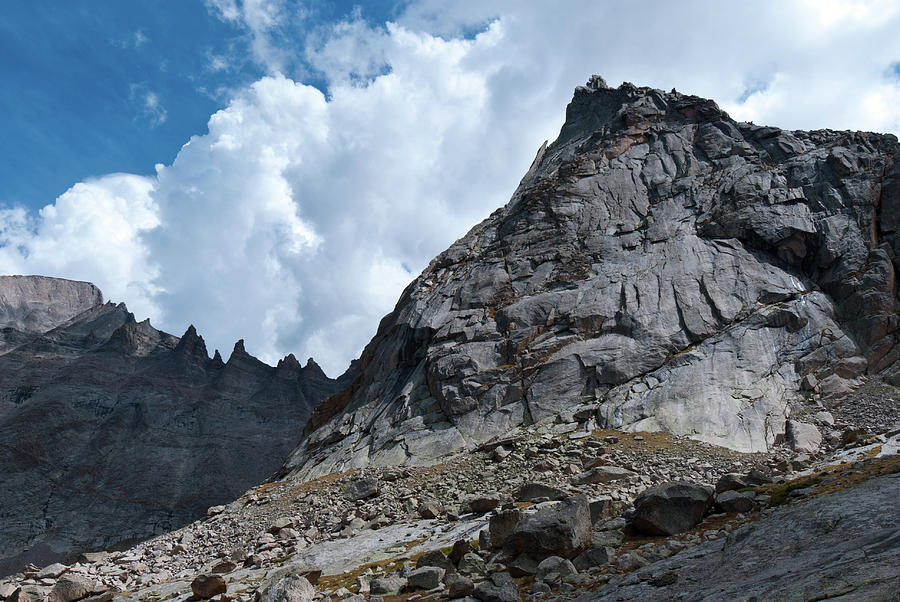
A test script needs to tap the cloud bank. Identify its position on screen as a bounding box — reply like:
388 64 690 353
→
2 1 899 375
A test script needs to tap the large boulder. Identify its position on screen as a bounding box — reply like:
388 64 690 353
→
46 575 97 602
257 566 320 601
631 481 714 535
191 574 227 599
472 572 520 602
504 495 591 559
787 420 823 454
343 477 379 501
489 508 522 548
515 482 569 502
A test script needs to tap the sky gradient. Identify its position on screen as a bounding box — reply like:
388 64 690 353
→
1 0 899 375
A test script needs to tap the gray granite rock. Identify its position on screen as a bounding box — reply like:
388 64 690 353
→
282 79 900 481
504 495 591 560
631 481 714 535
584 473 900 601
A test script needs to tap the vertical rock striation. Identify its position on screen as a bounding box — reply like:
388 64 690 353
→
283 77 900 480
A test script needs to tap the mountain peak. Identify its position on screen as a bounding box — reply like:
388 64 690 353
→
281 80 900 482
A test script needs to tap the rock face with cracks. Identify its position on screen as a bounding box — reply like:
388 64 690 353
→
283 77 900 480
0 277 353 577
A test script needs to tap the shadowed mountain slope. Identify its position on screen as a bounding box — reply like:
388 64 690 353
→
0 276 353 577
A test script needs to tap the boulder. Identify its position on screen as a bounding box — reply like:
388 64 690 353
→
212 559 238 574
47 575 97 602
534 556 577 584
448 539 473 564
715 473 748 494
458 552 487 576
631 481 714 535
190 574 227 599
571 466 636 485
445 573 474 598
787 420 822 454
573 544 616 570
469 494 501 513
472 572 520 602
415 550 454 573
515 482 568 502
37 563 69 579
256 572 315 602
369 576 407 595
507 554 539 577
504 495 591 559
489 508 522 548
406 566 445 591
716 490 756 513
344 477 379 501
418 500 443 519
7 588 31 602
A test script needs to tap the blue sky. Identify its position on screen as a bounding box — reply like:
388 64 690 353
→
1 1 900 375
0 0 400 210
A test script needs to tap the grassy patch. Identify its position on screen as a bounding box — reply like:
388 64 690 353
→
766 478 821 507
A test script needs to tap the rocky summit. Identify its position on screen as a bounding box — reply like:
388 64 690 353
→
1 79 900 602
284 75 900 481
0 276 353 577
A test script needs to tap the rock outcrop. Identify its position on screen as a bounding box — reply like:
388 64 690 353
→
283 77 900 480
0 276 352 577
0 276 103 353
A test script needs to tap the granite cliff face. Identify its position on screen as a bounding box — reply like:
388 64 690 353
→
0 276 103 353
0 276 351 577
284 77 900 480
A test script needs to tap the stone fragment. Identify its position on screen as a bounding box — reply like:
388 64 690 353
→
469 494 501 513
406 566 445 590
715 473 748 494
492 446 511 462
448 539 472 565
344 477 379 501
631 481 714 536
472 572 520 602
535 556 577 584
191 574 227 599
571 466 636 485
458 552 487 577
212 559 237 574
47 575 97 602
514 482 568 502
445 573 474 598
370 576 406 595
489 508 521 548
716 490 755 513
418 500 443 519
507 554 538 577
256 572 315 602
787 420 822 454
416 550 454 573
505 495 592 559
573 544 615 570
37 563 69 579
